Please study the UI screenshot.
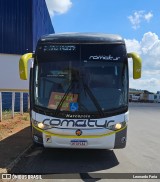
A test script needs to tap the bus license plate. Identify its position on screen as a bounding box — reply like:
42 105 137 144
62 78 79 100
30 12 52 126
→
70 140 88 146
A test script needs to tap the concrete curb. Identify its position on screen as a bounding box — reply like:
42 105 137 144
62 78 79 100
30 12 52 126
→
6 143 33 173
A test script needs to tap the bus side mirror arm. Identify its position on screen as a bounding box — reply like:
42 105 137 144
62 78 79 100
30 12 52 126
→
19 53 34 80
127 52 142 79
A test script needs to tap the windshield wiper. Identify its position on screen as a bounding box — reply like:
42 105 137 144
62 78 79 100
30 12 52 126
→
54 75 105 117
82 81 105 117
55 81 74 116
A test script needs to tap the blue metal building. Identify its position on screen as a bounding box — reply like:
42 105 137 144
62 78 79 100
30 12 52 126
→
0 0 54 54
0 0 54 111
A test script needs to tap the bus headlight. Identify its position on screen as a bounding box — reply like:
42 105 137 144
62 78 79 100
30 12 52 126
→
115 123 122 130
38 122 45 129
32 120 50 130
108 121 126 131
37 122 50 130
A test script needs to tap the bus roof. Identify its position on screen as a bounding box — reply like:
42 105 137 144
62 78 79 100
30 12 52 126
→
39 33 125 44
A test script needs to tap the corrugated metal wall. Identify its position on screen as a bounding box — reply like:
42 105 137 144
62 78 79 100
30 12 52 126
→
0 0 54 55
2 92 28 111
32 0 54 51
0 0 32 54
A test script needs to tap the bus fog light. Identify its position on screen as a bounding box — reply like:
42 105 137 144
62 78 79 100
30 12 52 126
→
34 135 38 141
38 122 45 129
121 137 126 143
115 123 122 130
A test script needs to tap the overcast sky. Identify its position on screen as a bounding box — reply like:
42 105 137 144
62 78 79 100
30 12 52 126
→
45 0 160 93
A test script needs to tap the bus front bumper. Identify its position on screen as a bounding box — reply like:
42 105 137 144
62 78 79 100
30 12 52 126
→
32 126 127 149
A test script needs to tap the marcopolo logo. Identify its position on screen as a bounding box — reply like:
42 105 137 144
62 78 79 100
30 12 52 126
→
43 118 114 128
65 114 91 119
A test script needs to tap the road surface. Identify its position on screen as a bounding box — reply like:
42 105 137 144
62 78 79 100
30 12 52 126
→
10 103 160 181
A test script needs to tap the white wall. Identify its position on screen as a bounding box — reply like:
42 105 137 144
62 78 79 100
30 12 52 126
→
0 54 31 89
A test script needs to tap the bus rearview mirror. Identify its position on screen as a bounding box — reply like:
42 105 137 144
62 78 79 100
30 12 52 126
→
127 52 142 79
19 53 33 80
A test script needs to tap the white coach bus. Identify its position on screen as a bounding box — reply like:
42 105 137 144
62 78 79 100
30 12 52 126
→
19 33 142 149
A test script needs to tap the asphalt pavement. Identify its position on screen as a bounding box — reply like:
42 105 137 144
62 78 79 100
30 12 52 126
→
1 103 160 181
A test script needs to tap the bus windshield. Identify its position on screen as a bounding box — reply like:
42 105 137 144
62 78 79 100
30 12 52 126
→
34 44 128 114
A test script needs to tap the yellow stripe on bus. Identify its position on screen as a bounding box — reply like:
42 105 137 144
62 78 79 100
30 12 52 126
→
32 124 127 139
